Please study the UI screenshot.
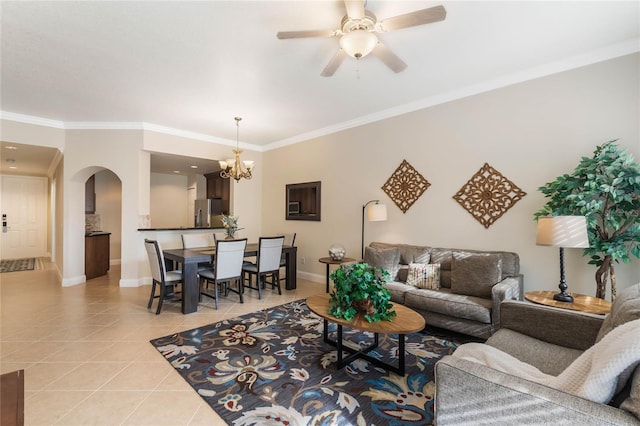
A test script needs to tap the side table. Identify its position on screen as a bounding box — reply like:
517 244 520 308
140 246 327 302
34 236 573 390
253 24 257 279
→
318 257 356 293
524 290 611 315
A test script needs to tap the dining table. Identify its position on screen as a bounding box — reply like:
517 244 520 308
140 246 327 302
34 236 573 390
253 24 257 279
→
163 243 297 314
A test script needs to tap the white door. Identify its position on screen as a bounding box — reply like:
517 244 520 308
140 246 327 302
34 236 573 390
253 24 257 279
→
0 175 48 259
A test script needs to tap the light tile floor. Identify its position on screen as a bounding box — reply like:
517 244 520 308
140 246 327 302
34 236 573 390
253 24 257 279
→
0 260 324 425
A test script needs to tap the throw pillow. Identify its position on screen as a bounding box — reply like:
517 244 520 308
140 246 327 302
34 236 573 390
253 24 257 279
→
406 263 441 290
364 246 400 282
450 253 502 298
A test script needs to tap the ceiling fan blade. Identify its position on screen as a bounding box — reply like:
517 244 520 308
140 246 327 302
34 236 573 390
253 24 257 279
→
344 0 365 20
277 29 337 39
378 5 446 32
372 43 407 73
321 49 347 77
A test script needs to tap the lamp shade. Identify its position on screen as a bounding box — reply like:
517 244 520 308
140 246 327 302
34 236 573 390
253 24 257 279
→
536 216 589 248
366 203 387 222
339 29 378 58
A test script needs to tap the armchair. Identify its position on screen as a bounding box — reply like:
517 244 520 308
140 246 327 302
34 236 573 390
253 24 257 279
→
434 284 640 425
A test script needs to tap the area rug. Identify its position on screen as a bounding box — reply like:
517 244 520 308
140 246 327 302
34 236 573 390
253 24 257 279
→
0 258 35 273
150 299 480 425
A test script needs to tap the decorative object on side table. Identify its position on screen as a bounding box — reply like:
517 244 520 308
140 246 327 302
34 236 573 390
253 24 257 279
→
329 262 396 323
361 200 387 259
536 216 590 303
221 214 242 238
328 243 346 260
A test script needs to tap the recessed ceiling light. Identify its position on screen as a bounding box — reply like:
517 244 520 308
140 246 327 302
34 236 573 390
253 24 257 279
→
173 170 180 174
9 166 17 169
5 146 17 150
190 165 198 169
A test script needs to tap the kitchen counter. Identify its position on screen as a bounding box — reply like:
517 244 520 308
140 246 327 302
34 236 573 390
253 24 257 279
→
137 227 225 231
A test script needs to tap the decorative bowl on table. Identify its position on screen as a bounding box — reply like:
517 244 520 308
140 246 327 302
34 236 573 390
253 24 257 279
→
328 244 346 261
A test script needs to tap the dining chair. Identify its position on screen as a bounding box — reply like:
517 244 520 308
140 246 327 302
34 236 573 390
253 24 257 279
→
213 232 228 243
198 238 247 309
279 233 296 282
181 232 214 271
242 236 285 299
144 239 182 315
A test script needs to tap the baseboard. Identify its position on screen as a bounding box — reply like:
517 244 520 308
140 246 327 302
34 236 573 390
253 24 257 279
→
298 271 324 284
110 259 121 266
61 275 85 287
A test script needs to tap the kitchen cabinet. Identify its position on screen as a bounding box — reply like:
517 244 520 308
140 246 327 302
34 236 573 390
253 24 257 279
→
205 173 230 214
85 232 110 280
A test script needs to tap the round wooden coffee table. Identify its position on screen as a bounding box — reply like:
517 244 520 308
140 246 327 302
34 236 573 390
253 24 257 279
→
306 293 425 375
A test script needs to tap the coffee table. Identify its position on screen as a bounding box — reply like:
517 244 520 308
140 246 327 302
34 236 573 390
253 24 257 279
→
306 293 425 375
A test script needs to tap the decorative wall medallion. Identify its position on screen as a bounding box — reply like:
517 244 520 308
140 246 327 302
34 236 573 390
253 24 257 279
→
453 163 526 229
382 160 431 213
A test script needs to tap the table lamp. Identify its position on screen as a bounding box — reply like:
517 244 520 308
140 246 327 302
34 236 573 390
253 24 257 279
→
361 200 387 259
536 216 590 302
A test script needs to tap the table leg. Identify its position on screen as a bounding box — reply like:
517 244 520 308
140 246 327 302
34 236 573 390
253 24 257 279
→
285 248 297 290
325 264 330 293
181 263 199 314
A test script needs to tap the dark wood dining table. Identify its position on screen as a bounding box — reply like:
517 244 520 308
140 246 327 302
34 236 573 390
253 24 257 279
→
163 244 297 314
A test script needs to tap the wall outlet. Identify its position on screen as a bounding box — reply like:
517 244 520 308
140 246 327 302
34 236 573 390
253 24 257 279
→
301 257 306 264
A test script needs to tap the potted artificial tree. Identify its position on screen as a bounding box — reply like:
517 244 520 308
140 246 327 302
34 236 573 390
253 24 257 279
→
329 262 396 322
534 140 640 300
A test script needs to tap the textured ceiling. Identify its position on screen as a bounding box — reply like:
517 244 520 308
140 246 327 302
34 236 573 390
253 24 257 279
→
1 1 638 175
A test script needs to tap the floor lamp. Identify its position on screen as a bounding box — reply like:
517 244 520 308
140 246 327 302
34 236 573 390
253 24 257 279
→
361 200 387 259
536 216 590 303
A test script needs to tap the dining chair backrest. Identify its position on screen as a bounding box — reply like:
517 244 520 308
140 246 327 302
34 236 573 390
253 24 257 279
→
181 232 213 249
283 233 296 247
257 236 285 273
144 239 167 283
213 232 228 243
215 238 248 281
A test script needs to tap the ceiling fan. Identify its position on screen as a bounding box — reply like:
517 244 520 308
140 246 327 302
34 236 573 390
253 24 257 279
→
276 1 446 77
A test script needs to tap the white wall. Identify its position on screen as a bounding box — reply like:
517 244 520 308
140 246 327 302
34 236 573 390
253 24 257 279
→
262 53 640 299
95 170 122 263
150 172 189 228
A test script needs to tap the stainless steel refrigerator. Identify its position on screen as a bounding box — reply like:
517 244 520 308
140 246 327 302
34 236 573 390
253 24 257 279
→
194 199 223 228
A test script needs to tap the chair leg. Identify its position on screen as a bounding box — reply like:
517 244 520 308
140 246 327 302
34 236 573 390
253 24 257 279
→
156 280 165 315
238 277 244 303
214 279 219 310
257 274 263 299
275 271 281 295
147 280 156 309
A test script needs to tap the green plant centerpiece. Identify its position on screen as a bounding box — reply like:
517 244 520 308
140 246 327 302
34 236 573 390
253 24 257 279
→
534 140 640 301
328 262 397 323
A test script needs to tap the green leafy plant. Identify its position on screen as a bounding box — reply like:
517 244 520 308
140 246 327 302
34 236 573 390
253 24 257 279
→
329 262 396 322
534 140 640 300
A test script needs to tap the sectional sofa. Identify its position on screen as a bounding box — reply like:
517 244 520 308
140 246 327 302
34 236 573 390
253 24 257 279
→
364 242 523 339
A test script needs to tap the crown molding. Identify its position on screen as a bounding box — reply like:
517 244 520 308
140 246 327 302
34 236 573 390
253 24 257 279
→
2 38 638 153
262 38 640 151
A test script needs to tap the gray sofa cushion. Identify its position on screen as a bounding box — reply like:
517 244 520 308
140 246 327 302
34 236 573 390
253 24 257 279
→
486 328 584 376
369 242 430 265
404 287 493 324
385 281 412 304
364 246 400 280
451 252 502 298
597 284 640 342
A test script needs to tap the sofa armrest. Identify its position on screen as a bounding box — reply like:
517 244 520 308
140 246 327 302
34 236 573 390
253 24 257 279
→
499 300 603 351
490 277 521 332
435 356 639 425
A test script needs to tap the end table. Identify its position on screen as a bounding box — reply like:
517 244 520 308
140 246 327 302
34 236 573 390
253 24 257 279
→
524 290 611 315
318 257 356 293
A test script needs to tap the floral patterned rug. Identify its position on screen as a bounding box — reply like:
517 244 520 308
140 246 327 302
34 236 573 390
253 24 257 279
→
150 299 479 425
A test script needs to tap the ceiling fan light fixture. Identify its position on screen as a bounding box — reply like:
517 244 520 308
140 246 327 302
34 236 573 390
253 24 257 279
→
340 29 377 59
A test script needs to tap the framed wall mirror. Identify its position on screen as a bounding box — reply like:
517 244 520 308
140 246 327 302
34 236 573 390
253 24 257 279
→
286 181 321 221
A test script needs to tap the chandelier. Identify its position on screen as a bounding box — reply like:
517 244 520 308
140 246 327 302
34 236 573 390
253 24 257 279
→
219 117 254 182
